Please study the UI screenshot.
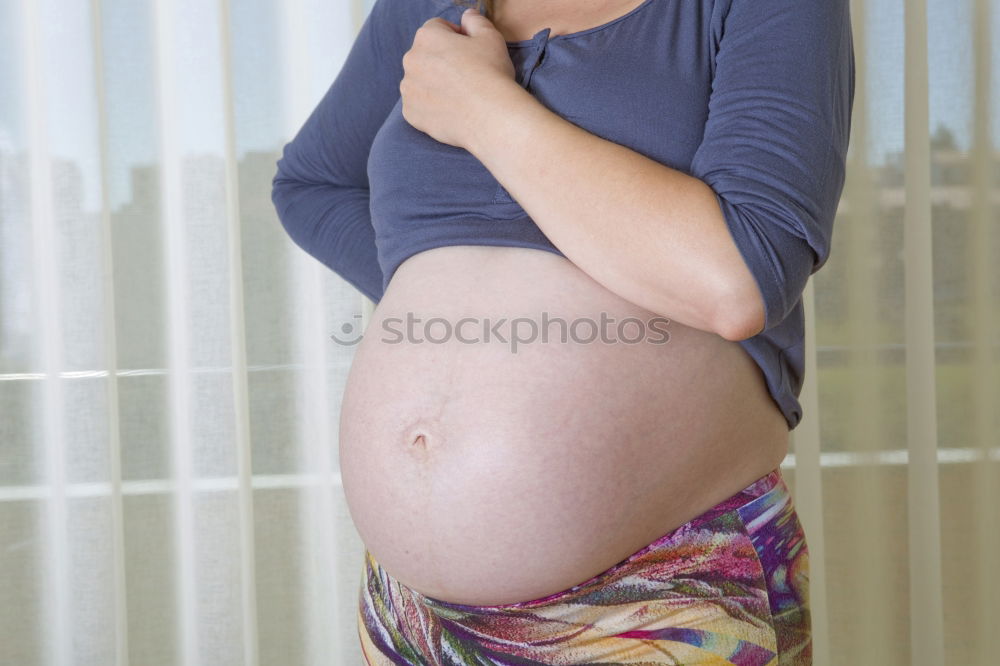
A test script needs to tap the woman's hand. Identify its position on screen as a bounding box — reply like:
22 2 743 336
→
400 8 522 150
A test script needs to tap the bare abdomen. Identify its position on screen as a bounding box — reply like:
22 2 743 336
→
338 245 788 606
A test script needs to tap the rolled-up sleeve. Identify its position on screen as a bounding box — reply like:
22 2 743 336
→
271 0 423 303
689 0 855 333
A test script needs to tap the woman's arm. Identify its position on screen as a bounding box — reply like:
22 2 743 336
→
461 0 855 341
271 0 432 303
468 92 757 340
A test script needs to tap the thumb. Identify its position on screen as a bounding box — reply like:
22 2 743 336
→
460 7 492 35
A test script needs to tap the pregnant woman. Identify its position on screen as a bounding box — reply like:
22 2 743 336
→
272 0 854 662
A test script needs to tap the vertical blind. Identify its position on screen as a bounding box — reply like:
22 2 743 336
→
0 0 996 664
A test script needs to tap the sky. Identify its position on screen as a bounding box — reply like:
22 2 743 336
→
0 0 997 214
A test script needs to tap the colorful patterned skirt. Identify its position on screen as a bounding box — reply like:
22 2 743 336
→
357 466 810 665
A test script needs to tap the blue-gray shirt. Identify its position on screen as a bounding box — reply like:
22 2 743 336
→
271 0 856 430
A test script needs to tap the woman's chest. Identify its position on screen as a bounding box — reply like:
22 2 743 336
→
367 5 717 223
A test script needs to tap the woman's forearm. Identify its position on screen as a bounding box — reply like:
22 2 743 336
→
465 82 765 341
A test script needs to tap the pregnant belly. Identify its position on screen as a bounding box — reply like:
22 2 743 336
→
338 245 789 606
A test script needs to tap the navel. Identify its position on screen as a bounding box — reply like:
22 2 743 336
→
400 414 445 457
402 421 439 455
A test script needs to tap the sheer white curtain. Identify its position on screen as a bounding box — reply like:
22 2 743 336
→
2 0 372 663
0 0 996 664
